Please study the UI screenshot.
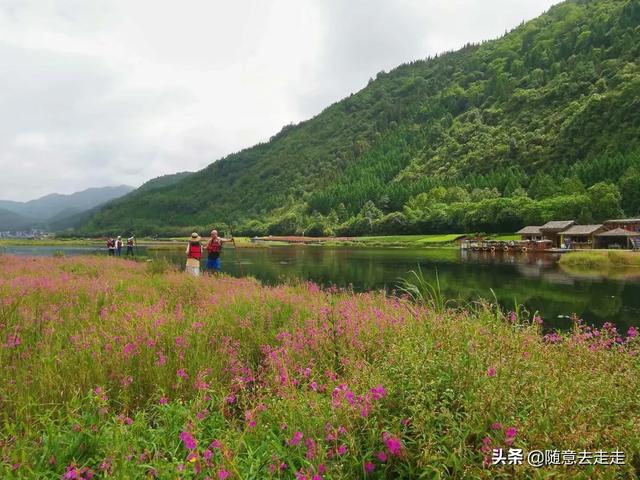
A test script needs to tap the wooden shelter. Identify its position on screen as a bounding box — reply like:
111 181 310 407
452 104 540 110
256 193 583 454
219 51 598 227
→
595 228 640 249
560 224 604 250
603 218 640 233
516 226 543 241
539 220 575 248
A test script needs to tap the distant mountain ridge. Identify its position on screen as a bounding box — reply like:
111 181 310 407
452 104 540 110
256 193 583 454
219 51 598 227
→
77 0 640 236
0 185 134 231
0 207 34 231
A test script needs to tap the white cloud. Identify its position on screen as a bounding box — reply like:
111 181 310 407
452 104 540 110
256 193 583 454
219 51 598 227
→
0 0 560 201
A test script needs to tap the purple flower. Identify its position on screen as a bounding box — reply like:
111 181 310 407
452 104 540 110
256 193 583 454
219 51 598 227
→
337 444 347 455
376 451 387 462
63 466 78 479
491 422 502 430
218 469 230 480
628 326 638 338
369 385 386 400
365 461 375 474
505 426 517 446
486 366 497 377
179 431 197 450
382 432 402 457
210 439 222 449
289 431 303 446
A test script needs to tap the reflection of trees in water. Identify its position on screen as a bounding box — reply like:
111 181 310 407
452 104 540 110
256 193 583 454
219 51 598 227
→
157 247 639 331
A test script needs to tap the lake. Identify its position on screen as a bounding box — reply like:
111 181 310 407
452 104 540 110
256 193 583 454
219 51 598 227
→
3 244 639 331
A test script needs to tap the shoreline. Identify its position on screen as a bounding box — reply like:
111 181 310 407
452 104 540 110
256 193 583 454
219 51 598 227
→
0 233 517 250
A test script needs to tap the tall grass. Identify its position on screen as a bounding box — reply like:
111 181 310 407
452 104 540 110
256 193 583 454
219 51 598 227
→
0 256 638 478
560 250 640 269
397 267 450 312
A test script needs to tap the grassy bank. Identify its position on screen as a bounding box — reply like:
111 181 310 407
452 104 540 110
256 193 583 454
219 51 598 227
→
0 256 638 478
1 233 519 251
0 238 104 247
559 250 640 270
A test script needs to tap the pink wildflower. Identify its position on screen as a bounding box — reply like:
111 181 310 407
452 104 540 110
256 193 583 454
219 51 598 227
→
63 466 78 479
218 469 230 480
177 368 188 379
289 431 303 446
305 438 317 459
365 461 375 474
337 444 347 455
486 366 497 377
5 334 21 348
155 352 167 366
210 439 222 449
383 432 402 457
491 422 502 430
628 326 638 338
159 396 168 405
369 385 386 400
376 451 387 462
179 431 197 450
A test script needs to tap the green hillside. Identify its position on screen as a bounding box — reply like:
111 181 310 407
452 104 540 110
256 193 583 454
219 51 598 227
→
78 0 640 237
135 172 193 192
0 208 37 231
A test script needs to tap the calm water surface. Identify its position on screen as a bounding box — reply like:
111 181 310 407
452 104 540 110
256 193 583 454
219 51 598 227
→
3 245 640 331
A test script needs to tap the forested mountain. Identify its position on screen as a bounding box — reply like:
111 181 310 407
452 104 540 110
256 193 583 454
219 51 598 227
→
78 0 640 237
136 172 193 192
0 186 133 231
0 208 35 231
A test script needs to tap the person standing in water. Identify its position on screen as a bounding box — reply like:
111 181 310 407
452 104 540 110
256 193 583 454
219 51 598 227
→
205 229 233 274
185 232 203 277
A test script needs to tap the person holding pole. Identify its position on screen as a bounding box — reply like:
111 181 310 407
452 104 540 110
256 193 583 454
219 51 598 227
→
205 229 233 274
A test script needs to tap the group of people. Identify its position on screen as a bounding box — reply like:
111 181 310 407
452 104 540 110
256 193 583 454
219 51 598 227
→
105 230 232 275
185 229 233 276
106 235 136 256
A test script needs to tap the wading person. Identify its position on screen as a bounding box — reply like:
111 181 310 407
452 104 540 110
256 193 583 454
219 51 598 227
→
185 232 203 277
205 229 233 274
126 235 135 256
107 237 116 256
116 236 123 256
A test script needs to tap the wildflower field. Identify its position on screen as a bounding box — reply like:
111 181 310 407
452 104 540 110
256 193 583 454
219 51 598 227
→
1 256 639 479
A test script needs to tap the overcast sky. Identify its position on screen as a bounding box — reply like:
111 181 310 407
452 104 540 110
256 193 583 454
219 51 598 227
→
0 0 561 201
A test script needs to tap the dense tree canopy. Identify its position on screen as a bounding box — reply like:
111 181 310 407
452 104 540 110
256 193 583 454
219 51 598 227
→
75 0 640 237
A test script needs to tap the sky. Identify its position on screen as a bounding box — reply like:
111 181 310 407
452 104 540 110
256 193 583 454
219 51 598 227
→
0 0 561 202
